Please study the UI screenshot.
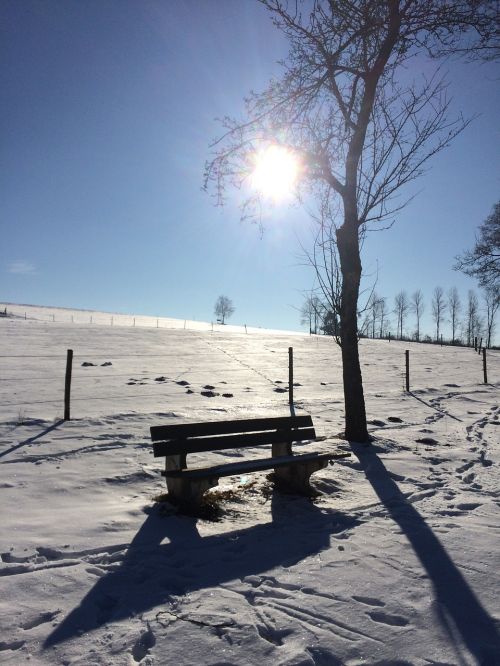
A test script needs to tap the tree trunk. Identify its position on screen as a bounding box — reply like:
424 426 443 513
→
336 218 369 443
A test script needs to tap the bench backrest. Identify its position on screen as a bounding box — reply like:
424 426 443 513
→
151 415 316 457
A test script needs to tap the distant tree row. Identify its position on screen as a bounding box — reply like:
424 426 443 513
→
301 285 499 348
362 286 498 348
301 200 499 347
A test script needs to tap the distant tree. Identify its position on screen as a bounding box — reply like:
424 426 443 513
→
214 296 235 325
455 201 500 291
464 290 481 347
394 291 410 340
483 287 500 348
301 294 324 334
411 290 425 342
432 286 447 342
378 298 390 339
448 287 461 344
369 292 383 339
321 310 340 339
302 205 342 342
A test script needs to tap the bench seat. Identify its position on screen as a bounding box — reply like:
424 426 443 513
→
162 450 350 479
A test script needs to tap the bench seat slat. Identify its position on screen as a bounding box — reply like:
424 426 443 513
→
162 451 351 479
150 415 313 442
153 427 316 457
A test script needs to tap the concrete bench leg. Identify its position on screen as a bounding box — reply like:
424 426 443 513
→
166 476 219 508
273 458 329 495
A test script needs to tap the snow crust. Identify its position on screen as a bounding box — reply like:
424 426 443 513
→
1 305 499 665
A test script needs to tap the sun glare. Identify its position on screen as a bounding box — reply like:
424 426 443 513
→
251 145 300 202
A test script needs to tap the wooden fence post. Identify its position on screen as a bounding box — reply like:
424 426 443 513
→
288 347 294 405
405 350 410 392
64 349 73 421
483 349 488 384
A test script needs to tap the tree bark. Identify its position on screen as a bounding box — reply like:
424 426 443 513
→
336 213 368 443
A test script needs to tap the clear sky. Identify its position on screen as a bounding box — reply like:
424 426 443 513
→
2 0 499 337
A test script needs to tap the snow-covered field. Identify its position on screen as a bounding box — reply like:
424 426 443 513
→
1 305 499 665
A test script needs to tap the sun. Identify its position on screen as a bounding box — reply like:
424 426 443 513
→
250 145 300 202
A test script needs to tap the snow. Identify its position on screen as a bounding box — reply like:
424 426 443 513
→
1 304 499 665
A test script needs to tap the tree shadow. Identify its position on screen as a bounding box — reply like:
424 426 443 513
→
44 489 357 648
350 441 500 664
0 419 64 460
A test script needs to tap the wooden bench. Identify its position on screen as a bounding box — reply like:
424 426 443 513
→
150 415 350 507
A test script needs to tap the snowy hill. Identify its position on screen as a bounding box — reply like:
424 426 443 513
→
1 304 499 665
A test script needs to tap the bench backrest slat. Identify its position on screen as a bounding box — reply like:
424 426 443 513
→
153 427 316 457
150 415 313 442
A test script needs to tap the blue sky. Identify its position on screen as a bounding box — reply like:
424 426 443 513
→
2 0 499 336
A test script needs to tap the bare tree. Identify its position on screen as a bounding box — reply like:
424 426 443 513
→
369 292 382 339
394 291 410 340
464 290 481 347
455 201 500 291
302 204 343 343
432 286 447 342
448 287 461 344
483 287 500 348
411 289 425 341
378 297 390 339
301 294 324 334
205 1 497 441
214 295 235 325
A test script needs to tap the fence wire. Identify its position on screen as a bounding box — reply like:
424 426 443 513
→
1 330 497 423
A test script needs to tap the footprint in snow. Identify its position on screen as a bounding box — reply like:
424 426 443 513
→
131 627 156 663
366 610 409 627
387 416 403 423
201 391 219 398
352 595 385 607
21 611 59 630
0 640 26 652
416 437 438 445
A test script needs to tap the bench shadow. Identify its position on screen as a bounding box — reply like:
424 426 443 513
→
0 420 64 460
350 441 500 664
44 489 356 648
